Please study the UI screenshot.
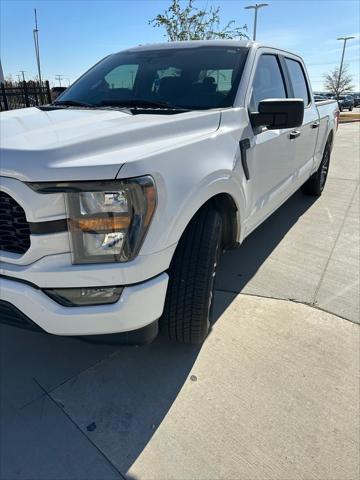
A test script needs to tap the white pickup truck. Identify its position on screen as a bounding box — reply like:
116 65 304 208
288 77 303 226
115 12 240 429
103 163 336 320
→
0 40 339 344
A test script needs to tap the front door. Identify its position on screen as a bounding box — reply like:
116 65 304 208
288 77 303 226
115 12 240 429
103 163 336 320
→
244 52 296 233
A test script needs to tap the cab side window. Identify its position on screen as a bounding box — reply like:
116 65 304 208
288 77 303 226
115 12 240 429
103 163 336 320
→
250 54 287 111
285 58 310 106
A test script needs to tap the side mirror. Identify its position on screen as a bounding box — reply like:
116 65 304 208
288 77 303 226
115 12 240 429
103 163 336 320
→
250 99 304 130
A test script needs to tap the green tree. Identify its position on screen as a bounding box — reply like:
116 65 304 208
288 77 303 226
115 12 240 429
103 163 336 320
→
323 65 354 98
149 0 248 41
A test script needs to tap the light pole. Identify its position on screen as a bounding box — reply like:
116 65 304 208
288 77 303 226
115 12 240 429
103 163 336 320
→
336 36 355 98
33 9 43 86
245 3 269 41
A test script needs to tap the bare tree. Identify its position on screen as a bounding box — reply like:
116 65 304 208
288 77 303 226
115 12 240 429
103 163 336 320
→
323 65 354 98
149 0 248 41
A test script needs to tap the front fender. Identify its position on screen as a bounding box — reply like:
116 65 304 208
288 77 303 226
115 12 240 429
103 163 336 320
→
117 111 248 256
159 171 246 250
134 167 246 256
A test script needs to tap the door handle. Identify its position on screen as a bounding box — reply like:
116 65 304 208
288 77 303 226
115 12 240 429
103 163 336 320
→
311 121 320 129
289 130 301 139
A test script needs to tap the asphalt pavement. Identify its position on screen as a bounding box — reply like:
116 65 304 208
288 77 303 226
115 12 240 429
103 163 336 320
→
0 123 359 480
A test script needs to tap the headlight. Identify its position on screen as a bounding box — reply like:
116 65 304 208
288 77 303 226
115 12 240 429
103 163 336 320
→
65 176 156 264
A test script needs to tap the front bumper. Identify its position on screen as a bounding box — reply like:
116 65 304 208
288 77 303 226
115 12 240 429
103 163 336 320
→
0 273 168 336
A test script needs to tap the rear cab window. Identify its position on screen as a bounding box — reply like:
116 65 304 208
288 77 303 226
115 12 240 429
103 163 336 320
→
104 65 139 90
284 58 310 106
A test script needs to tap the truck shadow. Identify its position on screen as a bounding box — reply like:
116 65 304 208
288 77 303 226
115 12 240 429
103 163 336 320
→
1 189 317 478
212 189 317 323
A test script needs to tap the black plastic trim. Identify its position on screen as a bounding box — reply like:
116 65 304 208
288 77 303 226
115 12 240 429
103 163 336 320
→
29 218 67 235
239 138 251 180
278 55 294 98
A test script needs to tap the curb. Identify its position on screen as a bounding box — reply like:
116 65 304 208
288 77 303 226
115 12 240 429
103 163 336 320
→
339 119 360 124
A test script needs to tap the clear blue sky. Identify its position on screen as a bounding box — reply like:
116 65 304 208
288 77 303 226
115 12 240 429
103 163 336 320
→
1 0 359 90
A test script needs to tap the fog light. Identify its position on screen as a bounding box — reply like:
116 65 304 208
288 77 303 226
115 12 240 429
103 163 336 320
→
44 286 123 307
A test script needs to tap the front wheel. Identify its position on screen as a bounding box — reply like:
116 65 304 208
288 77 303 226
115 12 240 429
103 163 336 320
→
161 205 222 344
301 143 331 196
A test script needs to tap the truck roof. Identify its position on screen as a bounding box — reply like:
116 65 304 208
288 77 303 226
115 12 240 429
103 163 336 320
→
118 40 302 61
122 39 254 52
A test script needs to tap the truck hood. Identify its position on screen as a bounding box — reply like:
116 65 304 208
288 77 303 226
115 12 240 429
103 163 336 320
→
0 107 220 182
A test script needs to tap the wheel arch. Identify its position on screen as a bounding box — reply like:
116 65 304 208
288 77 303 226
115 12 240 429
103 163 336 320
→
327 129 334 151
170 191 241 253
208 193 239 249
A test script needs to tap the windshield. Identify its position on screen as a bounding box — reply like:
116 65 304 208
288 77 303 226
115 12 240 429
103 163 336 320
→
58 46 249 110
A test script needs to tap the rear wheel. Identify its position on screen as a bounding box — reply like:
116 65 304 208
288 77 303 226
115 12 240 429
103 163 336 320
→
161 205 222 344
349 106 353 111
301 143 331 196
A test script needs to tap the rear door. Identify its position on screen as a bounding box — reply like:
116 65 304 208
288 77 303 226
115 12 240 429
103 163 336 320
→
281 56 319 183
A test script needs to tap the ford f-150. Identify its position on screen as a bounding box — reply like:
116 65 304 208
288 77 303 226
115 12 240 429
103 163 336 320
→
0 40 339 344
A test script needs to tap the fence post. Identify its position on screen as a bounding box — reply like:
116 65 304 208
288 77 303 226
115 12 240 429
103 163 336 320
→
23 81 30 107
45 80 51 104
36 81 43 105
34 83 39 106
0 82 9 110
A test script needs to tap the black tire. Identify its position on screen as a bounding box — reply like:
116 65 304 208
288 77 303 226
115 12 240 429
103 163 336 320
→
301 142 331 196
349 106 353 111
161 205 222 344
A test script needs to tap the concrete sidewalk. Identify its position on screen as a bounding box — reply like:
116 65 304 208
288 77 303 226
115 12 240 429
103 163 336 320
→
1 123 359 480
217 122 359 324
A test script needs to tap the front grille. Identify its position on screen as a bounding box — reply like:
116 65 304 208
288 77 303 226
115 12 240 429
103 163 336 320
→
0 191 31 254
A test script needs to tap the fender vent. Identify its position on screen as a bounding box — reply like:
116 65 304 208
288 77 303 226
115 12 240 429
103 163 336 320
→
0 192 31 254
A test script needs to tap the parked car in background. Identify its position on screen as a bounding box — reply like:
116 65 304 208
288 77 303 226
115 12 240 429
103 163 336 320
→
338 94 354 111
0 40 339 344
314 94 327 102
351 93 360 107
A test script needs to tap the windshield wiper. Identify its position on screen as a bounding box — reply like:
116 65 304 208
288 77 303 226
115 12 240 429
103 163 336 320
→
101 99 191 111
39 99 133 114
53 100 95 107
